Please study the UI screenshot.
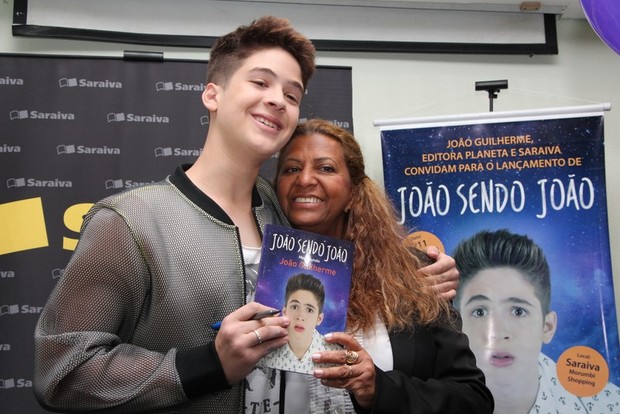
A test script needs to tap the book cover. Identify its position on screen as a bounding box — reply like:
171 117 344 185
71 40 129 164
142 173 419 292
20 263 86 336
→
380 111 620 412
254 224 354 374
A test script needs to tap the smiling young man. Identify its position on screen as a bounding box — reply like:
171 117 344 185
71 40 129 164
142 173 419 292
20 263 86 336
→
34 16 316 414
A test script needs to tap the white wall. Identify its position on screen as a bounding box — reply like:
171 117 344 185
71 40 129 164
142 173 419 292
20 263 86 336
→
2 1 619 329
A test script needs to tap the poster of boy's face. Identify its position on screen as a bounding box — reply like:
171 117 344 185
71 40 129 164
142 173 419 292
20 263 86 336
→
283 289 324 357
458 267 557 394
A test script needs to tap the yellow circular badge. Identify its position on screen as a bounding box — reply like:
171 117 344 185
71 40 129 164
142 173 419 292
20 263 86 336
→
556 346 609 397
405 231 445 253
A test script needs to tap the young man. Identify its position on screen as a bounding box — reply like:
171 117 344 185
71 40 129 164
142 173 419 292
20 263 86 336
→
259 273 341 374
453 229 619 414
34 16 316 414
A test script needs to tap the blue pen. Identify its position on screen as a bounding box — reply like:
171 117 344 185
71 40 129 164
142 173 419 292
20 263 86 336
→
211 309 280 331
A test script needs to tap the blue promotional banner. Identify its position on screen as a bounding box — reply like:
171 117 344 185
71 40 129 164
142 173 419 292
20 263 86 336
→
380 108 620 412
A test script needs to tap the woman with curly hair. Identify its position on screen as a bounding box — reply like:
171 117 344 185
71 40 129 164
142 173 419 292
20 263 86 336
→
275 118 494 413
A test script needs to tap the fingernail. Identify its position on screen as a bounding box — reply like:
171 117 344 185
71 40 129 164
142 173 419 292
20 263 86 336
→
314 369 323 377
312 353 321 361
324 333 333 339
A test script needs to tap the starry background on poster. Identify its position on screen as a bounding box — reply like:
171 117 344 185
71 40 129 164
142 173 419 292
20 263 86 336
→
381 114 619 385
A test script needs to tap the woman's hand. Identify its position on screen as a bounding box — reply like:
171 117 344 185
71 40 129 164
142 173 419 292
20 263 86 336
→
312 332 376 410
420 246 459 300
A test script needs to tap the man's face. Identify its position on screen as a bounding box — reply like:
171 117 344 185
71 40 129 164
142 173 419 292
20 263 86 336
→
458 267 556 393
203 48 304 163
283 289 324 352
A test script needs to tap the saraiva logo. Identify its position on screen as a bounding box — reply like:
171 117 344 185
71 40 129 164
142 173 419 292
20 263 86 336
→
0 378 15 389
154 147 202 157
0 76 24 86
105 179 124 190
154 147 173 156
9 109 75 120
59 77 122 88
0 304 19 315
107 112 170 123
57 144 120 155
0 378 33 388
105 179 158 190
0 304 42 315
9 110 27 120
6 177 73 189
155 81 205 92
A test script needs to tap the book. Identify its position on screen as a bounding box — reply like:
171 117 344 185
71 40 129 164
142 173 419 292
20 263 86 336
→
254 224 354 374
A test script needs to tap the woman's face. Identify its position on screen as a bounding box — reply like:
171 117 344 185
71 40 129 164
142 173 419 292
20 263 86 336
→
276 133 352 238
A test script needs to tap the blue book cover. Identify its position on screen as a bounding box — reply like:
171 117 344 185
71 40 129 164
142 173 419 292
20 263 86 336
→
254 224 354 374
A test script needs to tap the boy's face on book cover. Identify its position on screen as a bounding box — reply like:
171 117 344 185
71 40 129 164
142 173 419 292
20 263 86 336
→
458 267 557 393
283 289 324 354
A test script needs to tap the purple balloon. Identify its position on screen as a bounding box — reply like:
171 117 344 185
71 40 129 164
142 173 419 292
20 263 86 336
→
580 0 620 55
